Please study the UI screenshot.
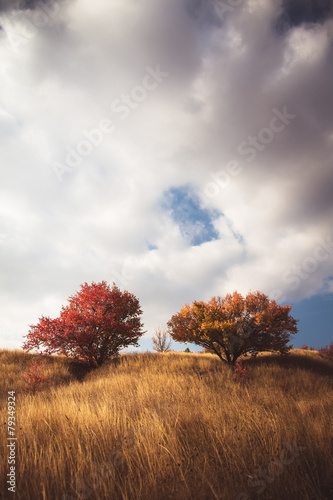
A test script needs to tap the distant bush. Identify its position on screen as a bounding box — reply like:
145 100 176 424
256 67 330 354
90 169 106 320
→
319 342 333 359
202 347 215 354
22 356 49 394
184 347 191 353
301 344 315 351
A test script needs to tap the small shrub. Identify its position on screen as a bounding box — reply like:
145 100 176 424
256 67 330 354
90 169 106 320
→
22 356 49 394
152 327 172 352
233 361 249 384
184 347 191 353
319 342 333 359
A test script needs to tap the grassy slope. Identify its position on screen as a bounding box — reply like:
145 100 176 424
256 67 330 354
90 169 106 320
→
0 349 332 500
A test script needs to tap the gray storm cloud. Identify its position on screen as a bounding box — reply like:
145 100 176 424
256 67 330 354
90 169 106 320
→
0 0 332 348
0 0 55 12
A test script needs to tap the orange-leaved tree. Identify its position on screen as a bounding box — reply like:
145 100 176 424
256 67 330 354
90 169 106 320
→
167 291 298 366
22 281 145 367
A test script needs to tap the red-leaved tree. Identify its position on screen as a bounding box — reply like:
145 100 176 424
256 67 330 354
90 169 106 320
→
22 281 145 367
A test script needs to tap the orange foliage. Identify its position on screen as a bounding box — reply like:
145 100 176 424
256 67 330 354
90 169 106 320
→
167 291 298 366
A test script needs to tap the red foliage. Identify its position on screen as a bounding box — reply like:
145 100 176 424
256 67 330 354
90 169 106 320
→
22 281 145 367
233 361 249 384
319 342 333 359
302 344 315 351
22 356 48 394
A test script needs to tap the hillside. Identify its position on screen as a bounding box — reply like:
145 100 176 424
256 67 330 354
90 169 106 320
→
1 349 332 500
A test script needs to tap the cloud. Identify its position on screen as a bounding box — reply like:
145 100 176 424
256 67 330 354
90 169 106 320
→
276 0 333 33
0 0 55 13
0 0 332 349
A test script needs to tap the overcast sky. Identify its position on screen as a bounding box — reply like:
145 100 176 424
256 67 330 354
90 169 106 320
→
0 0 332 351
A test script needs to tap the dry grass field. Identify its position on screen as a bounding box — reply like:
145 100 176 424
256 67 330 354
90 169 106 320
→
0 348 332 500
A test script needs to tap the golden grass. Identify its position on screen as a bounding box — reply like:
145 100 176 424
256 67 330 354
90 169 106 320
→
0 348 332 500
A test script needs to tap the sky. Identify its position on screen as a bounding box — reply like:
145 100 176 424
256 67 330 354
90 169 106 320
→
0 0 332 353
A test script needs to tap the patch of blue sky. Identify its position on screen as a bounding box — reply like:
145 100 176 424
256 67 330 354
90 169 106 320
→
225 217 244 245
147 242 158 251
161 185 222 246
287 293 333 348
